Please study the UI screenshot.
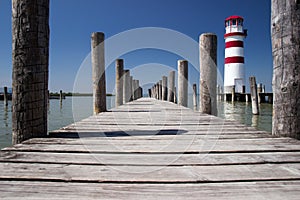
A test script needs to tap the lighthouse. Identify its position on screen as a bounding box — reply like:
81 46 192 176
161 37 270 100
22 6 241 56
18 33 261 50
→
224 16 247 94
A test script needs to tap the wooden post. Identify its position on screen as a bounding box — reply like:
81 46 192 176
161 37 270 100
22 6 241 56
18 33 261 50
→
136 80 140 99
271 0 300 138
245 94 249 102
257 83 262 104
199 33 217 115
139 87 143 98
178 60 188 107
59 90 63 103
132 79 136 100
3 87 8 106
123 70 130 103
193 84 197 111
129 76 133 101
156 83 159 99
148 89 152 98
168 71 175 102
162 76 168 101
12 0 49 144
174 86 177 104
231 86 235 102
91 32 106 114
115 59 124 106
249 77 259 115
242 85 246 93
133 80 139 100
159 80 162 100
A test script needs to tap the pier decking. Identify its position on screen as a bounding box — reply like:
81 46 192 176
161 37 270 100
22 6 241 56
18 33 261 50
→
0 98 300 199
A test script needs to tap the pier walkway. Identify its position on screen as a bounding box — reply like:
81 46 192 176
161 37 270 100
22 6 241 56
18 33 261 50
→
0 98 300 199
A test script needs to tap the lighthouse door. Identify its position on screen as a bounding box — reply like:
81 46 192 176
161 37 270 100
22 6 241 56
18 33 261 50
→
234 79 243 93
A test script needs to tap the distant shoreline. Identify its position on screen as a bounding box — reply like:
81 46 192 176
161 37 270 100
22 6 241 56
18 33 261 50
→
49 92 114 97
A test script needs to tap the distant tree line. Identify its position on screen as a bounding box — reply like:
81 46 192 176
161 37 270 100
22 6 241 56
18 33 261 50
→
49 92 113 97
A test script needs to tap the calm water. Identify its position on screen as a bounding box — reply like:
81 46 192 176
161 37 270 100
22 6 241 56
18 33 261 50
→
0 96 272 149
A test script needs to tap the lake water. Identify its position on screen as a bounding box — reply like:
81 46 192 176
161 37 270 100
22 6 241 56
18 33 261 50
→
0 96 272 149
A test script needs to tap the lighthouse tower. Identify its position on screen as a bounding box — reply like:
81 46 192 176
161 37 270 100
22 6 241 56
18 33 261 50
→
224 16 247 94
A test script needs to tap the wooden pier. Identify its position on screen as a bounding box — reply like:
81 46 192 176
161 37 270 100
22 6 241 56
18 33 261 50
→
0 98 300 199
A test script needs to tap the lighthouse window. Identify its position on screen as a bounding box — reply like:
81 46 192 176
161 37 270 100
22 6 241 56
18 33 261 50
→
226 20 230 27
238 19 243 26
232 19 237 26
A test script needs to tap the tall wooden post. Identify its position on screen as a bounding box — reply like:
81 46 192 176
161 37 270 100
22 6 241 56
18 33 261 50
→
231 86 235 102
156 83 159 99
168 71 175 102
193 84 197 111
178 60 188 107
271 0 300 139
162 76 168 101
159 80 162 100
115 59 124 106
249 77 259 115
133 80 139 100
3 87 8 106
59 90 63 103
12 0 49 144
135 80 140 99
129 76 133 101
199 33 217 115
123 70 131 103
91 32 106 114
174 86 177 104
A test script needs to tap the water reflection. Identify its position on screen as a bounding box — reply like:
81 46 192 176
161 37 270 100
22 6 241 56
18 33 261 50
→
4 104 8 128
218 101 272 132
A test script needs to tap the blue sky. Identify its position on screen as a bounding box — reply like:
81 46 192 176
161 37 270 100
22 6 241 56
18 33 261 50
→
0 0 273 93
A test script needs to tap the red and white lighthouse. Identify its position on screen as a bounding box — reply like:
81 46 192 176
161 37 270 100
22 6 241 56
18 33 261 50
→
224 16 247 93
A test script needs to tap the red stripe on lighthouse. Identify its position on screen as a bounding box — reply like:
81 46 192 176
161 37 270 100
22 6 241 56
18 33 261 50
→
225 41 244 48
224 32 246 38
225 56 244 64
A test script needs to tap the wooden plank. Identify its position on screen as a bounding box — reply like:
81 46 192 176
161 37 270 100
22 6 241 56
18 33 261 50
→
0 151 299 166
0 162 300 182
3 138 300 153
0 181 299 200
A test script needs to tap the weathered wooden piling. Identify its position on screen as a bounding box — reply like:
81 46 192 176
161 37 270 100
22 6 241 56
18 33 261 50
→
136 80 140 99
123 70 131 103
91 32 106 114
174 86 177 104
231 86 235 102
193 84 197 111
162 76 168 101
159 80 162 100
257 83 262 104
128 76 133 101
271 0 300 139
156 83 159 99
148 89 152 98
59 90 63 103
133 80 139 100
199 33 217 115
168 71 175 102
138 87 143 98
177 60 188 107
3 87 8 106
249 77 259 115
12 0 49 144
115 59 124 106
129 76 133 101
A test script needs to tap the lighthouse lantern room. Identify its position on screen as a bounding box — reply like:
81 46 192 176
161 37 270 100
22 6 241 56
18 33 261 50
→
224 16 247 94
